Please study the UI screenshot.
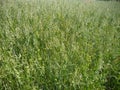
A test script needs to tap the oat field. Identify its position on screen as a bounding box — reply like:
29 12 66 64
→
0 0 120 90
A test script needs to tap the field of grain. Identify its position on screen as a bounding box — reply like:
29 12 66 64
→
0 0 120 90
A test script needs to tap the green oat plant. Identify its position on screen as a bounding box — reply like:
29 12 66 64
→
0 0 120 90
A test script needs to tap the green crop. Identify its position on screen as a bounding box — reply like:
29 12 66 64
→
0 0 120 90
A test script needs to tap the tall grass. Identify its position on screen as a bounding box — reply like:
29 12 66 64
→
0 0 120 90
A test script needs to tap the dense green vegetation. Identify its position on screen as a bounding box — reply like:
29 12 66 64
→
99 0 120 1
0 0 120 90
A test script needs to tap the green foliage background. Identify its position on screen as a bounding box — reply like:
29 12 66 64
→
0 0 120 90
